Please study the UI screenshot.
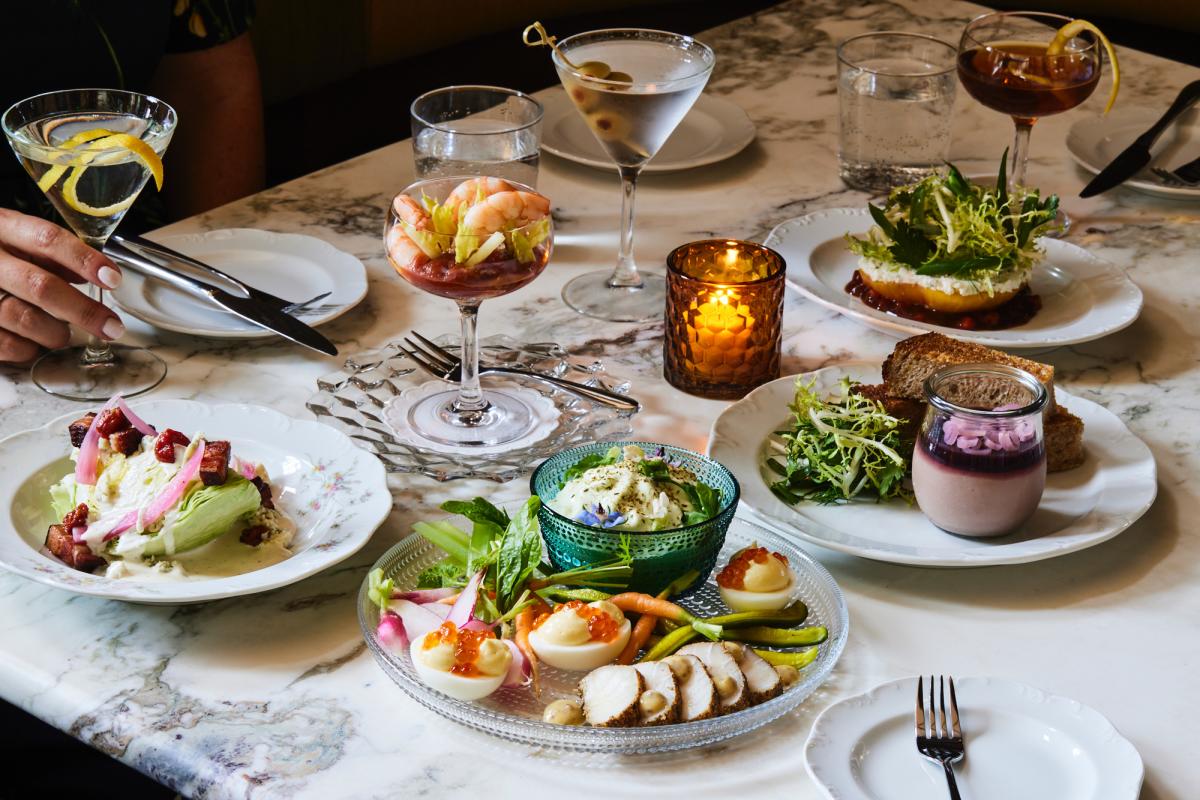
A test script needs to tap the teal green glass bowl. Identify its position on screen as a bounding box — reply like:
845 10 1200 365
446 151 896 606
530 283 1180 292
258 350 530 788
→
530 441 740 595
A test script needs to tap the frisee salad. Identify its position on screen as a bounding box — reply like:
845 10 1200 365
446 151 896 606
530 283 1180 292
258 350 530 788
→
767 378 911 505
845 152 1059 292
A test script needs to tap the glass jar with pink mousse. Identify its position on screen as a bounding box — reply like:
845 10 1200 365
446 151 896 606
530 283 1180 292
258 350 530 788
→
912 364 1048 537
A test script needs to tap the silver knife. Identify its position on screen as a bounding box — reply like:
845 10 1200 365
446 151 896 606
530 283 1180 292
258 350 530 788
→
1080 80 1200 197
104 239 338 356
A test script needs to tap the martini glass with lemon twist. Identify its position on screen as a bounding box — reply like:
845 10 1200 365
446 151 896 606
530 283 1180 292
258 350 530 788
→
3 89 175 400
958 13 1120 189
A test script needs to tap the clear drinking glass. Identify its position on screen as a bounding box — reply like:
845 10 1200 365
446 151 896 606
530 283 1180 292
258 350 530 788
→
551 28 714 323
2 89 176 400
411 86 543 187
384 177 553 447
837 32 957 194
958 12 1101 189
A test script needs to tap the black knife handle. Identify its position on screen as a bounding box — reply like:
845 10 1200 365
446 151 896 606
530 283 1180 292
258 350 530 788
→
1136 79 1200 148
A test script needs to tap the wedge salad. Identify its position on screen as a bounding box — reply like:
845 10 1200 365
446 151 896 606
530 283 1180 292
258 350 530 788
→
45 396 292 580
368 496 828 727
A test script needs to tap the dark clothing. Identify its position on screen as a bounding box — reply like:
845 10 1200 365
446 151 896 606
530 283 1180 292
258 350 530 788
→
1 1 254 228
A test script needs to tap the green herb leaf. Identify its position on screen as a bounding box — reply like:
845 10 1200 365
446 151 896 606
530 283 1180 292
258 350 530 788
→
560 446 621 487
494 497 543 612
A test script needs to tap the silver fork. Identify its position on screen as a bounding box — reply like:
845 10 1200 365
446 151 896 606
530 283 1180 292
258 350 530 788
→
916 675 964 800
400 333 640 412
1151 154 1200 186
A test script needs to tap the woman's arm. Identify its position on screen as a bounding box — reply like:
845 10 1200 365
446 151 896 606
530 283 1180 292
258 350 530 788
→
150 32 266 219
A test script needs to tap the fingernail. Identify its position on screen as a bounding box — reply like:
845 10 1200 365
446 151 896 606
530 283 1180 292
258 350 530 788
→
98 266 122 290
102 318 125 340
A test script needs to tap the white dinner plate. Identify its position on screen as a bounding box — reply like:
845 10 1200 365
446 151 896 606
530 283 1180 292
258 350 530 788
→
768 208 1142 347
1067 105 1200 199
0 399 391 603
111 228 368 339
805 677 1143 800
707 364 1157 568
764 208 1143 349
540 89 756 173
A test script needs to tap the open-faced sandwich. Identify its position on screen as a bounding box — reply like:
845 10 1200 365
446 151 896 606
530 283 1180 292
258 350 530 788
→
845 153 1059 329
46 397 292 579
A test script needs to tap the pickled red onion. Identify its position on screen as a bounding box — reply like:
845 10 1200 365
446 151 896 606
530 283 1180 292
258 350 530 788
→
114 396 157 436
74 396 118 486
140 442 205 528
232 456 257 480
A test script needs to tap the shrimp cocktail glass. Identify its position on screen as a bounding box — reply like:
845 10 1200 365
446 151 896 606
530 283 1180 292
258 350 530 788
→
958 12 1120 189
2 89 175 400
524 23 714 323
385 176 553 447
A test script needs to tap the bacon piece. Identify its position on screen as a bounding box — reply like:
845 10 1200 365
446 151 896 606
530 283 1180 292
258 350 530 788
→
109 428 144 456
240 525 269 546
62 503 89 530
199 440 231 486
45 524 105 572
68 413 97 448
93 407 131 437
154 429 191 463
250 476 275 509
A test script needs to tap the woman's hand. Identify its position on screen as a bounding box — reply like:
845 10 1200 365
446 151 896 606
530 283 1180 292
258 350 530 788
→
0 209 125 364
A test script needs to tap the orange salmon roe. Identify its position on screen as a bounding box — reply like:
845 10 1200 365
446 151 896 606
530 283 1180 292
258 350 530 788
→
716 547 789 590
422 620 497 677
532 600 622 642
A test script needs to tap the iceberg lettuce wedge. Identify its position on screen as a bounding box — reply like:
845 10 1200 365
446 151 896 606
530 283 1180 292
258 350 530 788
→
137 475 263 557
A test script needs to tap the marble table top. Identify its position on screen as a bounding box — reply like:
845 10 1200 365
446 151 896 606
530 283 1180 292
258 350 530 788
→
2 0 1198 797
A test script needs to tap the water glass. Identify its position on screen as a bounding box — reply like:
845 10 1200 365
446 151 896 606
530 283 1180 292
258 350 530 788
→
411 85 542 186
837 32 957 193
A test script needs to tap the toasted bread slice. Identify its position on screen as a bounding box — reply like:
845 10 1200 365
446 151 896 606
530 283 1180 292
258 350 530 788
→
852 383 924 446
1046 406 1085 472
882 333 1056 412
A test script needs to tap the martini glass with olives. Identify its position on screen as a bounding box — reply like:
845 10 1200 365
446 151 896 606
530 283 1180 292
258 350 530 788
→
525 24 714 322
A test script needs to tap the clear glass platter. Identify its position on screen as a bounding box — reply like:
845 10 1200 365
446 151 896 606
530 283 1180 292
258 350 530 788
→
306 335 637 482
358 516 849 753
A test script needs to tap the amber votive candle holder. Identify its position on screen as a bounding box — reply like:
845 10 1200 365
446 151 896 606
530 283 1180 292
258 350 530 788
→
664 239 785 399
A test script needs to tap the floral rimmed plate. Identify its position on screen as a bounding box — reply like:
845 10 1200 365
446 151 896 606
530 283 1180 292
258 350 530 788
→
358 516 848 754
306 335 638 483
0 399 391 604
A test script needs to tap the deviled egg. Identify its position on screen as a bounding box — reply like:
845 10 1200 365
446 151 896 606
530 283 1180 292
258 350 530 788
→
411 621 512 701
527 600 632 671
716 546 795 612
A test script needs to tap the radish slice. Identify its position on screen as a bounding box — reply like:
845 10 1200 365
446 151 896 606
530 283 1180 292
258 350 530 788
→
390 599 444 640
501 639 529 687
377 611 408 651
447 568 486 628
140 442 205 529
75 397 119 486
114 396 157 436
398 587 458 603
423 603 451 619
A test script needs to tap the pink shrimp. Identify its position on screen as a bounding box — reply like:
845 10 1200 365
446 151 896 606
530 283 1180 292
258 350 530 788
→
393 194 432 230
386 224 429 272
444 177 518 214
461 190 550 234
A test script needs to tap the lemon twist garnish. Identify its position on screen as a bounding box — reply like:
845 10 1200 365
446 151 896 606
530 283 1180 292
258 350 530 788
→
36 128 164 217
1047 19 1120 113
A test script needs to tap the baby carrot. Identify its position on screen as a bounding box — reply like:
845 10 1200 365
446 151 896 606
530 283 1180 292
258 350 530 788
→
515 605 541 697
609 589 720 642
616 571 699 664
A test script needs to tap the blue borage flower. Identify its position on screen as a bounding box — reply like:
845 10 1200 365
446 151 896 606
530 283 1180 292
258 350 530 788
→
648 446 683 468
575 503 626 529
